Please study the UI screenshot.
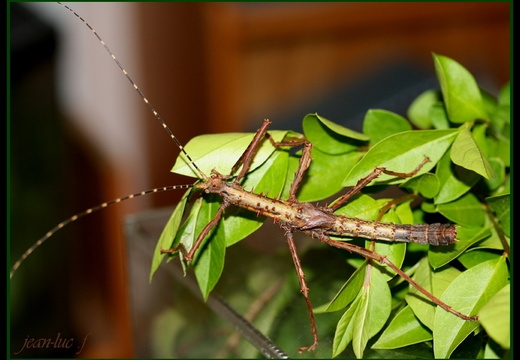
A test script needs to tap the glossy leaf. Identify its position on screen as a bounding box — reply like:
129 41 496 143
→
343 129 458 187
478 284 510 349
302 113 368 154
150 188 192 280
400 173 440 199
332 266 391 358
429 103 450 129
437 192 486 227
332 194 389 220
483 158 505 192
171 130 288 178
433 53 488 123
362 109 411 146
318 262 367 313
405 257 461 329
486 194 510 237
294 147 364 202
450 125 494 179
192 197 226 299
434 150 480 204
372 306 432 349
428 225 491 269
487 120 510 168
223 150 288 246
407 90 442 129
457 249 502 269
433 256 509 358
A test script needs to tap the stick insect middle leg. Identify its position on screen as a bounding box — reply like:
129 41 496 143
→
329 156 431 212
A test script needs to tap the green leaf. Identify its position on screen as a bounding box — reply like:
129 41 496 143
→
433 255 509 358
478 284 510 349
433 53 488 123
332 266 391 358
302 113 368 154
332 194 388 220
498 82 510 105
470 123 490 157
405 257 461 329
295 147 364 202
487 127 510 171
332 292 361 357
479 87 499 120
437 192 486 227
223 150 288 246
450 125 494 179
395 199 414 225
484 158 505 192
318 262 366 313
372 305 432 349
428 225 491 269
400 173 440 199
150 188 192 281
434 149 480 204
457 249 502 269
193 198 226 300
343 129 458 187
175 196 211 261
430 103 450 129
407 90 442 129
362 109 412 146
171 130 287 178
486 194 510 237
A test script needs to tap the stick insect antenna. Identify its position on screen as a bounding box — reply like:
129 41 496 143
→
10 184 193 279
57 2 207 180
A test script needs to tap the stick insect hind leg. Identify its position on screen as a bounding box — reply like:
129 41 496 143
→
314 157 478 322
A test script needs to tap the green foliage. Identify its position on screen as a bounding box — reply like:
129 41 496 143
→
151 54 510 358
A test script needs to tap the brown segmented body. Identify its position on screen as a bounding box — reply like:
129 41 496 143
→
196 172 457 246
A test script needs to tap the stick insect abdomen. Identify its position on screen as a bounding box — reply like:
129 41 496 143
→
328 217 457 246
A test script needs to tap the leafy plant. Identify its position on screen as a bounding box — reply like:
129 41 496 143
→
150 53 510 358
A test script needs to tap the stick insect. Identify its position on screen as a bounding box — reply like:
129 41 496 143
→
12 2 505 358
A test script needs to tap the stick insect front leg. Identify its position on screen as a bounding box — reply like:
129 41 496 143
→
163 120 283 260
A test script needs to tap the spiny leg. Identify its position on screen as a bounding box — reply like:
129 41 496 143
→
319 234 478 321
263 133 312 202
231 119 311 194
329 156 430 212
163 202 230 262
231 119 273 182
268 129 317 351
283 226 319 352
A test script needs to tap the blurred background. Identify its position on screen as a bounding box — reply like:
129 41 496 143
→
10 2 509 358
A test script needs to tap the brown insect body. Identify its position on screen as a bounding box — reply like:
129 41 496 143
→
196 169 457 247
